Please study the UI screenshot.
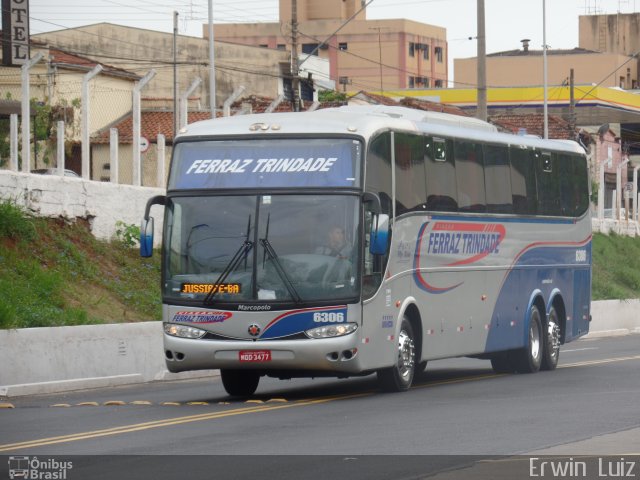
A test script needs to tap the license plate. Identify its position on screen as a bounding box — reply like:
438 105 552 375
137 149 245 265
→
239 350 271 362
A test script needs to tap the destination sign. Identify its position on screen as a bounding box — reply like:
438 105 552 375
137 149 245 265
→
170 139 360 190
181 283 242 295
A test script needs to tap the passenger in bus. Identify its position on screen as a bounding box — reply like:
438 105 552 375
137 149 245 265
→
315 226 351 259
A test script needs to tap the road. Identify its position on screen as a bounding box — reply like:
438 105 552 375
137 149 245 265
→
1 335 639 479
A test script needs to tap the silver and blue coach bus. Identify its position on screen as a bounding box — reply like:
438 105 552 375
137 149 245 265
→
141 105 591 396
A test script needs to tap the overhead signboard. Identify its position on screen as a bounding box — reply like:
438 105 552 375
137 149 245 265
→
2 0 30 66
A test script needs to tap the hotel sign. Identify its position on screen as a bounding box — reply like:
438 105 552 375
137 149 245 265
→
2 0 30 66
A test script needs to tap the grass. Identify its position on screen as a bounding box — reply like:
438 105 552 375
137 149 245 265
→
0 200 161 329
592 232 640 300
0 200 638 329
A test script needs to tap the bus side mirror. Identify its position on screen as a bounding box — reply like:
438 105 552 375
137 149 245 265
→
370 213 389 256
140 195 166 258
363 191 381 214
140 217 154 258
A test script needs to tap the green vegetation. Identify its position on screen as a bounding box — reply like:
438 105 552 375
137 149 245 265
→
0 200 638 329
0 200 160 329
592 232 640 300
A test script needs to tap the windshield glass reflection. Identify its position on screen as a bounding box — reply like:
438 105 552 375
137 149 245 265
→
163 195 360 304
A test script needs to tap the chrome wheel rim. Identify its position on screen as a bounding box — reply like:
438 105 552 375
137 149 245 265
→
397 329 415 381
530 311 541 361
548 317 560 361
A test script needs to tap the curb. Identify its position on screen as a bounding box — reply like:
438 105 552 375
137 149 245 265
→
1 300 638 398
0 374 144 397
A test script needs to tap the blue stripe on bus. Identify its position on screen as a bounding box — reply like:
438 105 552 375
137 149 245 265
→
484 240 592 353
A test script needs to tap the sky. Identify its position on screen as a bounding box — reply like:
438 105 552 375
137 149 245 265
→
28 0 640 83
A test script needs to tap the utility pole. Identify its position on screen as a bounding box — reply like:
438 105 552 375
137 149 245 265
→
569 68 576 133
369 26 385 93
173 11 179 139
543 0 549 139
476 0 487 121
208 0 216 118
291 0 300 112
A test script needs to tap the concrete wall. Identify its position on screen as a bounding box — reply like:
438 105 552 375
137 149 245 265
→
0 170 164 243
0 300 637 397
35 24 289 109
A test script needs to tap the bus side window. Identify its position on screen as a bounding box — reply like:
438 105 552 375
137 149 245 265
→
510 146 537 215
454 139 486 213
560 153 589 217
367 132 393 218
535 151 562 216
425 137 458 212
395 132 427 215
363 133 393 300
484 144 513 214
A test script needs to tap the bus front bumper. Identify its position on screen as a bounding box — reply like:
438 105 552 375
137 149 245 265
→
164 333 364 375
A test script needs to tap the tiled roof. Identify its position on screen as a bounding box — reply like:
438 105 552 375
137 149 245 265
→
93 97 347 144
349 91 468 116
93 111 214 144
49 48 139 80
350 91 400 106
489 113 576 140
230 95 347 113
399 97 469 116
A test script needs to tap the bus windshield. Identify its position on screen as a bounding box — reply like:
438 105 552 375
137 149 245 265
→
163 194 360 305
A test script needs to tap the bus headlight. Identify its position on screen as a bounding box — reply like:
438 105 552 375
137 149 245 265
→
164 323 206 339
305 323 358 339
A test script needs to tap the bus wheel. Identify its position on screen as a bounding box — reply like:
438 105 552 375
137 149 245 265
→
541 307 561 371
220 369 260 397
377 318 416 392
514 305 543 373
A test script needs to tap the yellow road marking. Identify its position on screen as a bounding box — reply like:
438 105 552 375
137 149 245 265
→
0 403 15 409
0 393 368 452
2 354 639 453
129 400 153 406
103 401 126 406
186 402 209 406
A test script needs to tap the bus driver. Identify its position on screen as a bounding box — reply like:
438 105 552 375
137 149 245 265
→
315 226 351 258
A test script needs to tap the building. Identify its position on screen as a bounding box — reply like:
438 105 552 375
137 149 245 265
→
34 23 290 110
579 12 640 58
454 39 638 90
0 41 139 175
212 0 448 94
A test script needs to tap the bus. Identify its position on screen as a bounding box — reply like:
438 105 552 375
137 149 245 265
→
141 105 591 396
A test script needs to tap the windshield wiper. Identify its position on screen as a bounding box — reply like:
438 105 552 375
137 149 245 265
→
203 216 254 305
202 240 253 305
259 213 302 303
260 238 302 304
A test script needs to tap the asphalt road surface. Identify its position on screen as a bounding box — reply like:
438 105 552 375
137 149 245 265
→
1 335 639 479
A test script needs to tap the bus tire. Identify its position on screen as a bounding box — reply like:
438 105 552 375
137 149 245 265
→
377 318 416 392
541 306 561 371
220 369 260 397
513 305 543 373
